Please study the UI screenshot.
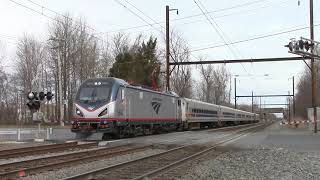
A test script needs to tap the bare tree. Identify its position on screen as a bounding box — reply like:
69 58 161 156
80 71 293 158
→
48 14 102 122
295 67 312 118
197 59 230 105
111 33 129 58
15 35 47 123
168 31 193 98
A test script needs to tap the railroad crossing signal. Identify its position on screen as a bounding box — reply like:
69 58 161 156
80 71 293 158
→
285 37 320 58
26 91 53 111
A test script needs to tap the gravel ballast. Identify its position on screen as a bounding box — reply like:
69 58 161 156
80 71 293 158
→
21 148 165 180
180 146 320 180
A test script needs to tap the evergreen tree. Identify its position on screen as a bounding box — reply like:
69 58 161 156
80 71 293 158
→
109 36 159 87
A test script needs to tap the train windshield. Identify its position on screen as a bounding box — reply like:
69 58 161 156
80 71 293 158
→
76 82 112 103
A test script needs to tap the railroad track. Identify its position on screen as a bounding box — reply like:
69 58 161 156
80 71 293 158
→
0 144 152 179
63 123 269 180
206 122 259 132
0 142 97 159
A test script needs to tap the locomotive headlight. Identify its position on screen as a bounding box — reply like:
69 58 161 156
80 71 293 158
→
76 108 83 117
98 108 108 117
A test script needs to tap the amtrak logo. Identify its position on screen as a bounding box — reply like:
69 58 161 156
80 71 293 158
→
151 101 161 114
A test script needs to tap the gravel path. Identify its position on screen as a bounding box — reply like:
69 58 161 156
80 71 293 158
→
22 148 165 180
180 146 320 180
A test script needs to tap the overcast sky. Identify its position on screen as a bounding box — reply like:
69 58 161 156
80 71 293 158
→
0 0 319 108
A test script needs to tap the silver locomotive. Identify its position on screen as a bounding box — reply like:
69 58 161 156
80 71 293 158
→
71 77 259 139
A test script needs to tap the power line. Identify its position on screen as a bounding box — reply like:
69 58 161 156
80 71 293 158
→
113 0 163 35
96 0 289 34
189 24 320 53
197 0 252 74
123 0 165 31
181 0 290 25
8 0 109 45
193 0 250 74
25 0 97 32
8 0 56 21
5 0 314 57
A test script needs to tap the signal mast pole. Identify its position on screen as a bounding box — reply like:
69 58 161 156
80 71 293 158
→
285 0 318 132
310 0 317 133
165 6 178 91
166 5 170 91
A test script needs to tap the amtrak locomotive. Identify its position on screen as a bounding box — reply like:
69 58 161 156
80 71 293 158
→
71 77 259 139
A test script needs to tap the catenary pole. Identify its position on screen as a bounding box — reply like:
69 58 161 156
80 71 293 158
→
310 0 317 133
166 5 170 91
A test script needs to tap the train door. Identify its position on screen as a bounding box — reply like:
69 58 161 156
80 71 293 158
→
181 100 188 122
177 99 182 121
218 105 222 126
122 86 129 121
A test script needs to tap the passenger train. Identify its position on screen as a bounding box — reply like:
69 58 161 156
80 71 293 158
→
71 77 259 139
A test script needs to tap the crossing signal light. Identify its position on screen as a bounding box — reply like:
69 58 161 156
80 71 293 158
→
27 92 36 100
26 91 53 110
39 92 45 101
305 41 312 51
46 92 53 101
285 42 294 52
285 38 314 53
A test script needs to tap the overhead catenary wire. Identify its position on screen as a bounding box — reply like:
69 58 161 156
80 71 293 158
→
115 0 199 64
8 0 56 22
197 0 251 75
189 24 320 53
12 0 291 42
8 0 108 45
113 0 164 35
197 0 255 75
25 0 98 33
95 0 289 35
193 0 250 74
4 0 316 57
123 0 166 31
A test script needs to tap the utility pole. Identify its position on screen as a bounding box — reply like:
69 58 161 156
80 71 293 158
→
293 76 295 117
251 91 254 113
288 91 291 123
259 96 262 121
284 0 318 132
166 5 170 91
165 5 178 91
234 77 237 109
310 0 317 133
229 76 232 104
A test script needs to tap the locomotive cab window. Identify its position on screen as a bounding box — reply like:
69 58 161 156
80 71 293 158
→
76 81 112 103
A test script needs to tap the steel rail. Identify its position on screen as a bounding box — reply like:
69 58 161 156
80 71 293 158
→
0 144 152 179
206 122 260 132
0 142 97 159
62 123 268 180
134 123 270 180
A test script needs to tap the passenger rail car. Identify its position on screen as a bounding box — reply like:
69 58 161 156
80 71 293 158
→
180 98 258 129
71 77 259 139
